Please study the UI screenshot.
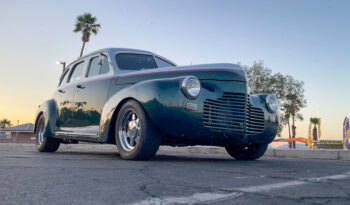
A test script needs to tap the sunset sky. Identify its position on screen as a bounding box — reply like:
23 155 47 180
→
0 0 349 140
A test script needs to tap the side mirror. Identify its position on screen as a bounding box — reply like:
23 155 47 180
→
98 55 104 66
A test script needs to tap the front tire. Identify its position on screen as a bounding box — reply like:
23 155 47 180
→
115 100 161 160
36 115 60 152
225 143 268 160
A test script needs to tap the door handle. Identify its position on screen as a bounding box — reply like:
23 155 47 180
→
58 89 66 93
76 84 85 89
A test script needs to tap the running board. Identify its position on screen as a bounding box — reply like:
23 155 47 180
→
54 131 100 143
55 131 98 137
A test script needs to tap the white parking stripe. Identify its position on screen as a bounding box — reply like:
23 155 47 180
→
129 192 242 205
129 171 350 205
236 180 306 193
306 171 350 182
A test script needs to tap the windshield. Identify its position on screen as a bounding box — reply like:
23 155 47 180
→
116 53 158 70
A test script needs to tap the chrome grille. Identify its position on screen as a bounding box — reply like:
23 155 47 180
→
246 101 265 135
203 93 265 135
203 92 246 133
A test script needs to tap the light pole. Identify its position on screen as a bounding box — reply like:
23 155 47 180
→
56 61 66 73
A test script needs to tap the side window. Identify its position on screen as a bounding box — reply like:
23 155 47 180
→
155 57 175 68
59 68 70 86
86 55 110 78
100 57 110 75
87 57 100 77
68 62 84 83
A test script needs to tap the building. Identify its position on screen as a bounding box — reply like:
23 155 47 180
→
0 123 35 143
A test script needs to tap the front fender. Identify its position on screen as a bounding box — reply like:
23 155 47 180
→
99 77 185 143
248 94 279 144
34 99 58 138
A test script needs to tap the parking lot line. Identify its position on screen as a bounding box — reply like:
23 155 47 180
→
129 170 350 205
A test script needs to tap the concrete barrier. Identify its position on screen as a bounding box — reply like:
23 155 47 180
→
339 150 350 160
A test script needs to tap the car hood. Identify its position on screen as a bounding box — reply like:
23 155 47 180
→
115 63 247 85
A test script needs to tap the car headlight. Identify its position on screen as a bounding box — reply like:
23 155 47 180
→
266 94 278 113
181 76 201 99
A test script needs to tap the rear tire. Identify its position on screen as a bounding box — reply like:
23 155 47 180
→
115 100 161 160
225 143 268 160
36 115 60 152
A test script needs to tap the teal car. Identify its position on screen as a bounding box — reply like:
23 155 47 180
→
34 48 279 160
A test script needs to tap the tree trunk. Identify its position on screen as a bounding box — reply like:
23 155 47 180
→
288 119 292 149
292 115 296 149
80 41 86 57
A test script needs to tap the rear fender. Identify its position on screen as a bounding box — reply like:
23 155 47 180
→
34 99 58 138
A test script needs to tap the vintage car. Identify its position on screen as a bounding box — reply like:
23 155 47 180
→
34 48 279 160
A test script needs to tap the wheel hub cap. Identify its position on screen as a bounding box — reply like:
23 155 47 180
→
118 111 140 152
128 120 138 139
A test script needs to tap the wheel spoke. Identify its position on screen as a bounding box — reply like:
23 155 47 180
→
135 119 139 128
38 124 44 145
129 137 135 146
134 134 140 144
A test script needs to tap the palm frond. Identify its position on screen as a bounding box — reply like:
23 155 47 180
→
74 13 101 56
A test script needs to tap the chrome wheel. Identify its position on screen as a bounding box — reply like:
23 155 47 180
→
37 121 44 145
118 110 141 152
115 100 161 160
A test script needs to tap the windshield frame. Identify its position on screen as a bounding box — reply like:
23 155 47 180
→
115 53 158 71
112 51 177 74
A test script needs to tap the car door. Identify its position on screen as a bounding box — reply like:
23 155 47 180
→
72 54 114 136
53 66 75 130
56 61 85 130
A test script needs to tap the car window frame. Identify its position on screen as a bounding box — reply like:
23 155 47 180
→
113 51 158 71
154 56 176 68
114 52 159 71
58 67 71 87
112 51 177 75
67 60 85 84
85 53 113 79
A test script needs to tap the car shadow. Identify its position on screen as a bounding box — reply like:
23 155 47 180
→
53 150 267 164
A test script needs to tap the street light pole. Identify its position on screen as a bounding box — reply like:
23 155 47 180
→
56 61 66 73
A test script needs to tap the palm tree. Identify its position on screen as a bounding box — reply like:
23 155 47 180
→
73 13 101 57
0 118 12 129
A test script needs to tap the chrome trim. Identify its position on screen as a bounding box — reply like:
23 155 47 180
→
55 131 98 137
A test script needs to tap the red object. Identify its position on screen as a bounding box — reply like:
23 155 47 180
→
274 137 307 143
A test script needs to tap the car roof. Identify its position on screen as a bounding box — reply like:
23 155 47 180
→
66 47 176 69
84 47 154 57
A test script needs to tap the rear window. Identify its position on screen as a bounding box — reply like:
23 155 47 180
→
116 53 158 70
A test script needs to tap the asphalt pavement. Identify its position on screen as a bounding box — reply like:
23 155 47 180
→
0 143 349 205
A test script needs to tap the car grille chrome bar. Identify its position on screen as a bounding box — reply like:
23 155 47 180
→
203 92 246 133
246 100 265 135
203 92 265 135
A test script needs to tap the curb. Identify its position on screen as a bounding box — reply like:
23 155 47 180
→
264 149 350 161
159 146 350 161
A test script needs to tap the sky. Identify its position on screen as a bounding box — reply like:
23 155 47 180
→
0 0 349 140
